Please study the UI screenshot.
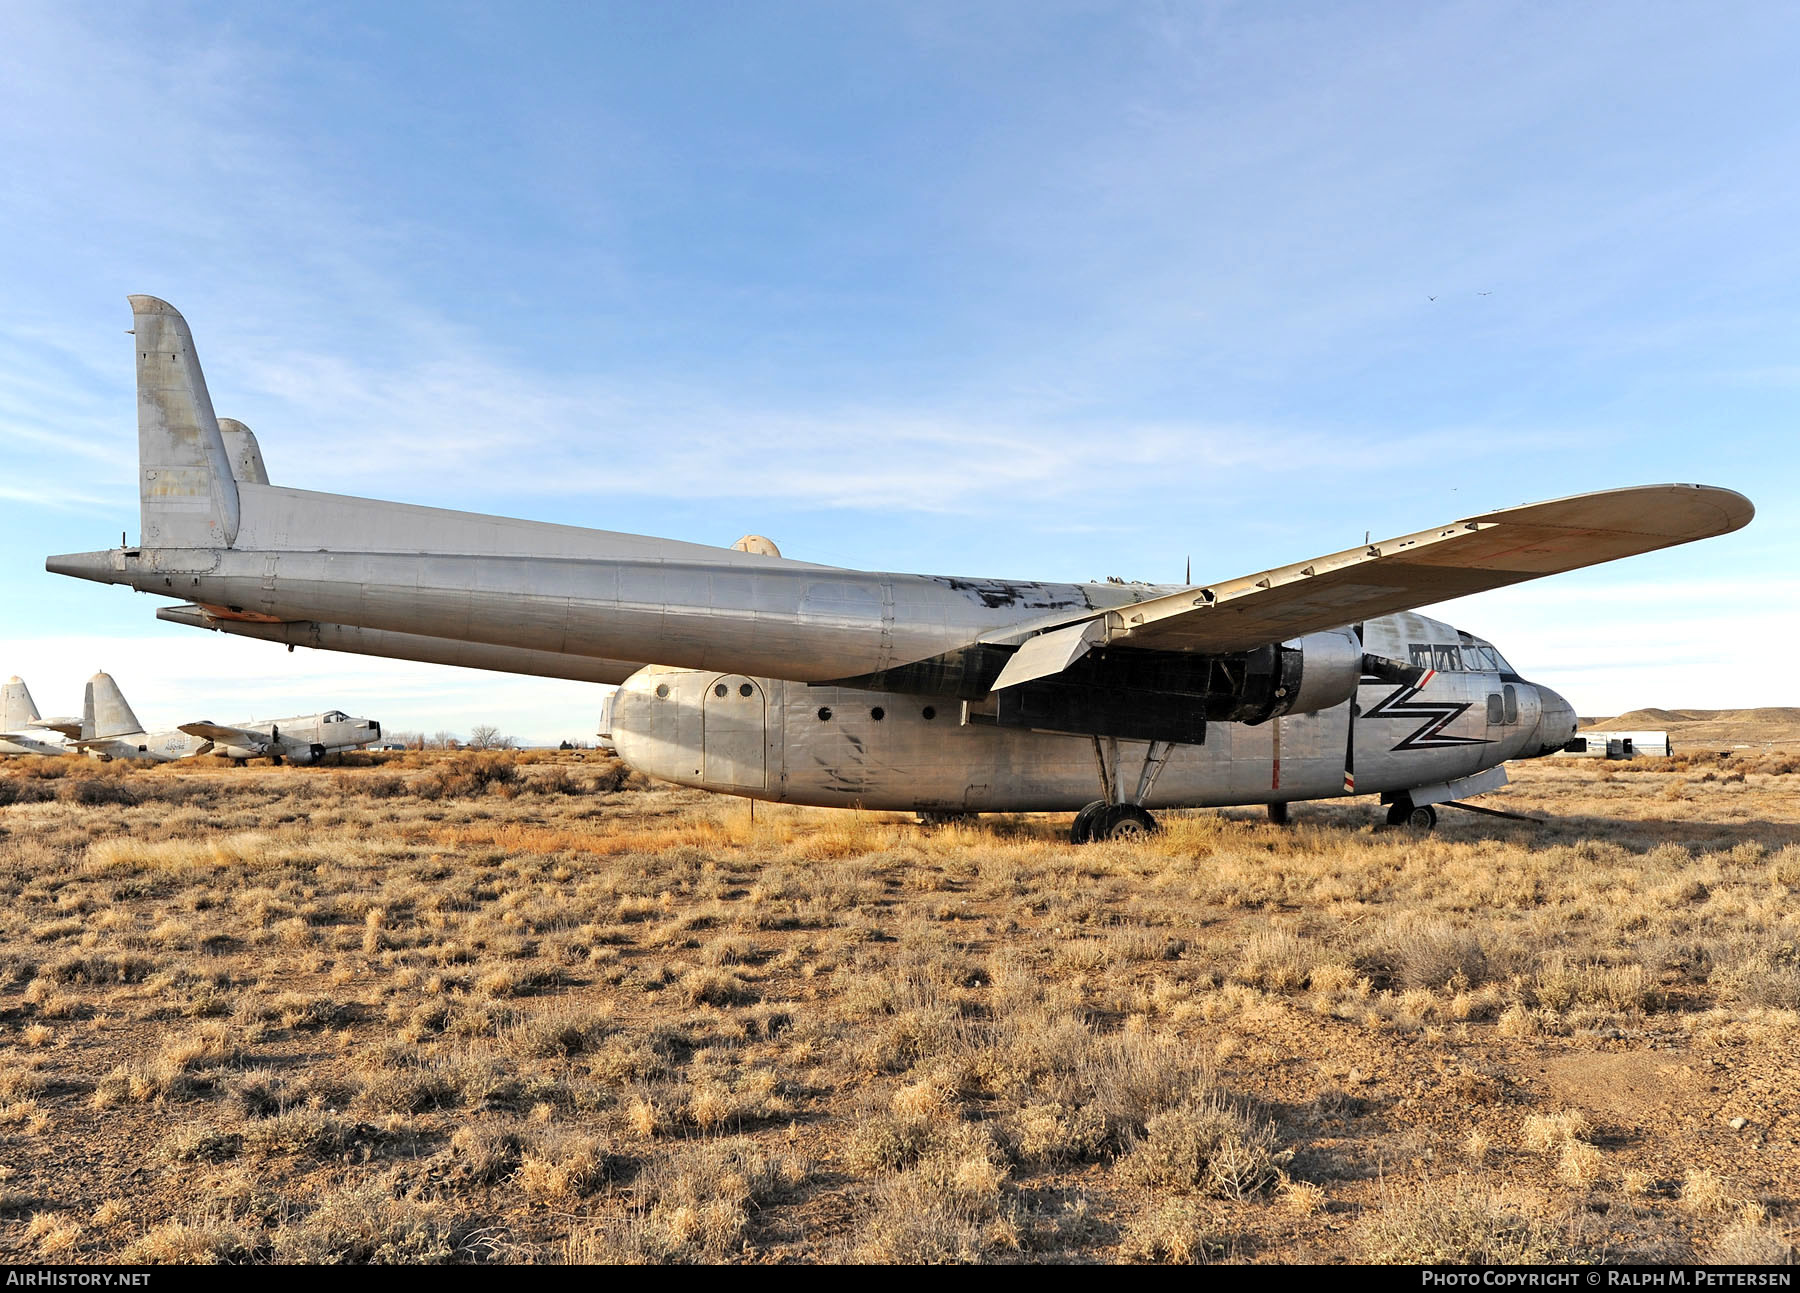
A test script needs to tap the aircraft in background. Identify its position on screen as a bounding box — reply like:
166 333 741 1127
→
49 297 1752 834
73 670 382 764
0 677 79 757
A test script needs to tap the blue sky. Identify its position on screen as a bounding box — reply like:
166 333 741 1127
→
3 1 1795 740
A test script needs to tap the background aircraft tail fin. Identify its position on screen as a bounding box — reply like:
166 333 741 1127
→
129 295 240 547
84 672 143 741
2 677 40 730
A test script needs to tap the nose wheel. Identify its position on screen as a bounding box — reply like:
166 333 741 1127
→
1385 799 1438 830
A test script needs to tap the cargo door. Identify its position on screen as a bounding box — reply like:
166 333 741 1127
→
704 675 768 789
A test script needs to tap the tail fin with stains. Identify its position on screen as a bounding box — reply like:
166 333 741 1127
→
83 672 143 741
130 295 239 547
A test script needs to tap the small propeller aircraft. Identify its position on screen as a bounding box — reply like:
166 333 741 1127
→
49 298 1752 834
72 670 382 764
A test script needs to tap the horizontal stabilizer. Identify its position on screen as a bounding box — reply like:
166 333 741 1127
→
29 717 82 739
156 604 644 685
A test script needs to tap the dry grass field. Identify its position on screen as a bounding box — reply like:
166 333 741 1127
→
0 745 1796 1264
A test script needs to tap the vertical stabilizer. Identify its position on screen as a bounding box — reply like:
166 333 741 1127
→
2 677 39 730
218 418 270 485
130 296 240 547
84 672 143 741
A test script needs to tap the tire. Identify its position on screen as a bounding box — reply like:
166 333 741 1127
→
309 743 327 765
1095 803 1158 841
1387 799 1437 830
1070 800 1109 844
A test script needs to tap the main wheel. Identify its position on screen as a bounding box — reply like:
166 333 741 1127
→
1268 802 1290 826
1094 803 1158 841
1070 800 1109 844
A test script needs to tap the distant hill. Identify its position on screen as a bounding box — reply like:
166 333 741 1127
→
1580 707 1800 749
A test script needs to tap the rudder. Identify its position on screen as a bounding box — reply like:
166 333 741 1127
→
130 295 240 547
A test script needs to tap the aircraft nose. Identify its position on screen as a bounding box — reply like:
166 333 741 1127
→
1530 685 1578 757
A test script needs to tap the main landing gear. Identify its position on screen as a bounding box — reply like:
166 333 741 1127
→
1070 737 1170 843
1070 801 1158 843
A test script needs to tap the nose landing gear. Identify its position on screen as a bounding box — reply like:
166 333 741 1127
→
1385 799 1438 830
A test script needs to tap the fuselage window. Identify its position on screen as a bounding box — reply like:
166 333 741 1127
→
1486 694 1505 724
1502 685 1518 725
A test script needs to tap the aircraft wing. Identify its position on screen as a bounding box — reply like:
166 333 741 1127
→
177 722 270 752
986 485 1751 685
29 717 81 739
1106 484 1751 655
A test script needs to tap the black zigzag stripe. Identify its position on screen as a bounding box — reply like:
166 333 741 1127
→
1359 682 1490 752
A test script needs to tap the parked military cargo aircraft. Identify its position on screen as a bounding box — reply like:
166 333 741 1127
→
0 677 77 757
49 297 1752 835
73 670 382 764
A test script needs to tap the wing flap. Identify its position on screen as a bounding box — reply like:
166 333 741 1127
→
991 619 1105 690
1108 484 1750 655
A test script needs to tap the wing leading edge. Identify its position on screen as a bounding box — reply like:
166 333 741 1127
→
999 484 1751 672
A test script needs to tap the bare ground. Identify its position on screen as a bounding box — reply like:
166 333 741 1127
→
0 748 1796 1264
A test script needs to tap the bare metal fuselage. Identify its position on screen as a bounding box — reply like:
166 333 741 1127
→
607 611 1557 811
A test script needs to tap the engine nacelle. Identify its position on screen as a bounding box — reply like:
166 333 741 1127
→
1268 627 1366 722
991 626 1366 742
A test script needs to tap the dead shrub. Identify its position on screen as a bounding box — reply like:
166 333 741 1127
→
518 1132 614 1206
1117 1100 1285 1199
1361 1181 1595 1263
271 1174 491 1264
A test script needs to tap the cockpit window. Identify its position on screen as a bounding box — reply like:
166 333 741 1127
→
324 710 346 722
1407 641 1511 673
